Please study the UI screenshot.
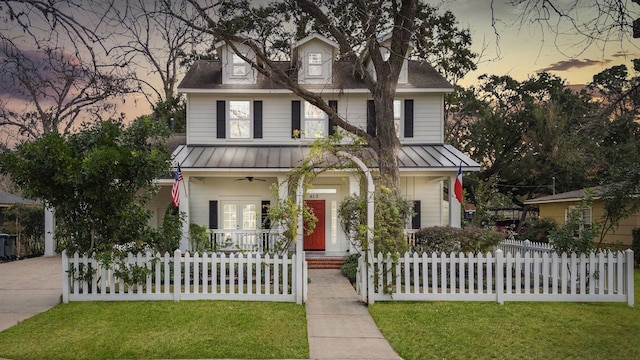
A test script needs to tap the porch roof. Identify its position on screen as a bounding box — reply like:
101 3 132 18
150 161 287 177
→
172 144 480 172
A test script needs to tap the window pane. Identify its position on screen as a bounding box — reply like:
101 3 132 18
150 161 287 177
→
305 120 325 138
305 102 325 119
308 53 322 64
232 54 247 76
223 204 237 230
242 204 257 230
229 101 250 119
308 53 322 76
230 120 251 138
393 100 401 119
394 100 401 137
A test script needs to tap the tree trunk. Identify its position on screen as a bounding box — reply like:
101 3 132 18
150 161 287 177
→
373 85 401 191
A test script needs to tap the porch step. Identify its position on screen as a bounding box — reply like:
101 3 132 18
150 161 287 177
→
306 257 345 269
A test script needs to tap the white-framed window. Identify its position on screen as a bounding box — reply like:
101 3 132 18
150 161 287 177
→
304 101 327 138
393 99 402 137
222 201 259 231
232 54 248 76
565 206 592 230
308 53 323 76
229 100 251 139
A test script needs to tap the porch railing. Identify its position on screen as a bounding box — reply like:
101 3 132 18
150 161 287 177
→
207 229 280 253
205 228 417 253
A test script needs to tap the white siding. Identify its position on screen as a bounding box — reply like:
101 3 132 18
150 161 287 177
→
185 92 444 145
187 94 216 144
405 94 443 144
400 176 446 227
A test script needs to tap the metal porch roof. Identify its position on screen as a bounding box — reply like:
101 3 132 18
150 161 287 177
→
172 144 480 172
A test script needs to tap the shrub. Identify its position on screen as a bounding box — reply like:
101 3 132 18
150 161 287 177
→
189 223 209 253
413 226 504 254
516 218 557 243
341 253 360 284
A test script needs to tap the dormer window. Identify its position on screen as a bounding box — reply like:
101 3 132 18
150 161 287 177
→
308 53 323 76
232 54 248 77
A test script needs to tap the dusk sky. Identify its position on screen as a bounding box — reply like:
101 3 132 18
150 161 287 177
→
445 0 638 87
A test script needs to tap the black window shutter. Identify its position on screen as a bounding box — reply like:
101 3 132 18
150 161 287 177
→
412 200 421 229
404 99 414 138
253 100 263 139
366 100 376 136
291 100 301 138
216 101 226 139
328 100 338 136
209 200 218 229
261 200 271 229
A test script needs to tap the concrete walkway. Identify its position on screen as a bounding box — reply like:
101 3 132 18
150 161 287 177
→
0 257 400 360
306 269 402 360
0 255 61 332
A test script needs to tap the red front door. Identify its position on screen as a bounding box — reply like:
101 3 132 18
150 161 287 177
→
304 200 326 251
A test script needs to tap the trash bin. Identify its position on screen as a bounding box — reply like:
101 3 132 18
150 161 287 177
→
0 234 16 258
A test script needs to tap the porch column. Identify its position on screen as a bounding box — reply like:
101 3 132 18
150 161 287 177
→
277 176 288 201
179 176 190 251
347 174 360 253
449 175 461 228
44 205 55 256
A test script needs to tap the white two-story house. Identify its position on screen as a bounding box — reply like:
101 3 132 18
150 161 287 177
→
148 33 480 254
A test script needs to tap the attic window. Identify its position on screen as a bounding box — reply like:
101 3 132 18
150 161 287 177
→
308 53 322 76
232 54 248 76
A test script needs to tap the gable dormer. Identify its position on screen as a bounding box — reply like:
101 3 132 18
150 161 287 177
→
366 34 413 84
291 33 338 85
215 41 257 85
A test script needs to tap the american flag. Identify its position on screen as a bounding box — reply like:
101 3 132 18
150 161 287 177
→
171 164 183 207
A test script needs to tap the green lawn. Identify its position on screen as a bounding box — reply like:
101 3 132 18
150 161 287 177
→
0 301 308 360
369 269 640 360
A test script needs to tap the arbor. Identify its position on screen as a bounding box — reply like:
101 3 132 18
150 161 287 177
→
0 117 172 253
162 0 475 189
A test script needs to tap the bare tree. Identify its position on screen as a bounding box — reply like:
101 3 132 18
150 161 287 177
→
0 0 136 142
105 0 213 105
492 0 640 54
0 37 133 140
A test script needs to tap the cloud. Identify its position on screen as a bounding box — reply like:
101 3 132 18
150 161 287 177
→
537 59 611 72
610 51 637 58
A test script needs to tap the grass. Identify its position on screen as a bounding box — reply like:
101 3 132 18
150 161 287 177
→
369 269 640 360
0 301 308 360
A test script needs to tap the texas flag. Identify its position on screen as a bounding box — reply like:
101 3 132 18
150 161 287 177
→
454 164 463 203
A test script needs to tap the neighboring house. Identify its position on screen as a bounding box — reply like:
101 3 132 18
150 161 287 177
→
153 33 480 254
524 187 639 247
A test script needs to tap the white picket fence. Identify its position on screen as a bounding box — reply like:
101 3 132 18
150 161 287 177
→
62 250 304 303
361 249 634 306
496 239 554 257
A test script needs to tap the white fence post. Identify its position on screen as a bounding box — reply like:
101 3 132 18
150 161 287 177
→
626 249 634 307
173 249 181 302
61 250 69 303
496 249 504 305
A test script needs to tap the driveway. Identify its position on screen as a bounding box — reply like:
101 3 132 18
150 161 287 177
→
0 255 62 332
